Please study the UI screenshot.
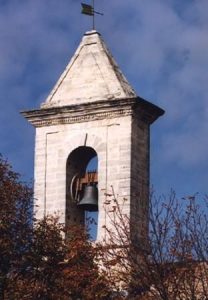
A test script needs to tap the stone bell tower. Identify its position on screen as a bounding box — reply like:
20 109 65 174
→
22 30 164 242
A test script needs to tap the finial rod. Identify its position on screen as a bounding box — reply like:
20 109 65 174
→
92 0 95 30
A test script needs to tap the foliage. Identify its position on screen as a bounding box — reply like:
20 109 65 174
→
8 216 66 299
62 225 111 300
1 155 207 299
0 156 111 299
100 189 208 299
0 155 33 299
7 218 111 300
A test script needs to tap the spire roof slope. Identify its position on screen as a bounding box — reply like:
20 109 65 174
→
42 30 136 108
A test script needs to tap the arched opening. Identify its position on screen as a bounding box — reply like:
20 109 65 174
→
66 146 98 240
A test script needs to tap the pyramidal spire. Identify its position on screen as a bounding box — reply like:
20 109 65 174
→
42 30 136 108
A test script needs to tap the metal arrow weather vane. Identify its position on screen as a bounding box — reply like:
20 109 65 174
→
81 1 103 30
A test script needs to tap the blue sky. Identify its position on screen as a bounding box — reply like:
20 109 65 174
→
1 0 208 198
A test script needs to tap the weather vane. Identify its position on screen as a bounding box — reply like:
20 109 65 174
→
81 1 103 30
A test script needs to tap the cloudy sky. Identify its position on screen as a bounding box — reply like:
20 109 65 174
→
1 0 208 197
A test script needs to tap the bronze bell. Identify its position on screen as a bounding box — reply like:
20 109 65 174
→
77 184 98 212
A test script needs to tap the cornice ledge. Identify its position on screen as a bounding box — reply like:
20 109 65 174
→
134 97 165 124
21 98 137 128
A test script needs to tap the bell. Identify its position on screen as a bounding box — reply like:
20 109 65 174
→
77 185 98 212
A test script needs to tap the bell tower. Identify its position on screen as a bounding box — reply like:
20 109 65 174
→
22 30 164 242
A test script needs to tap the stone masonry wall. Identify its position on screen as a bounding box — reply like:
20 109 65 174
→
34 114 132 241
130 115 150 244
